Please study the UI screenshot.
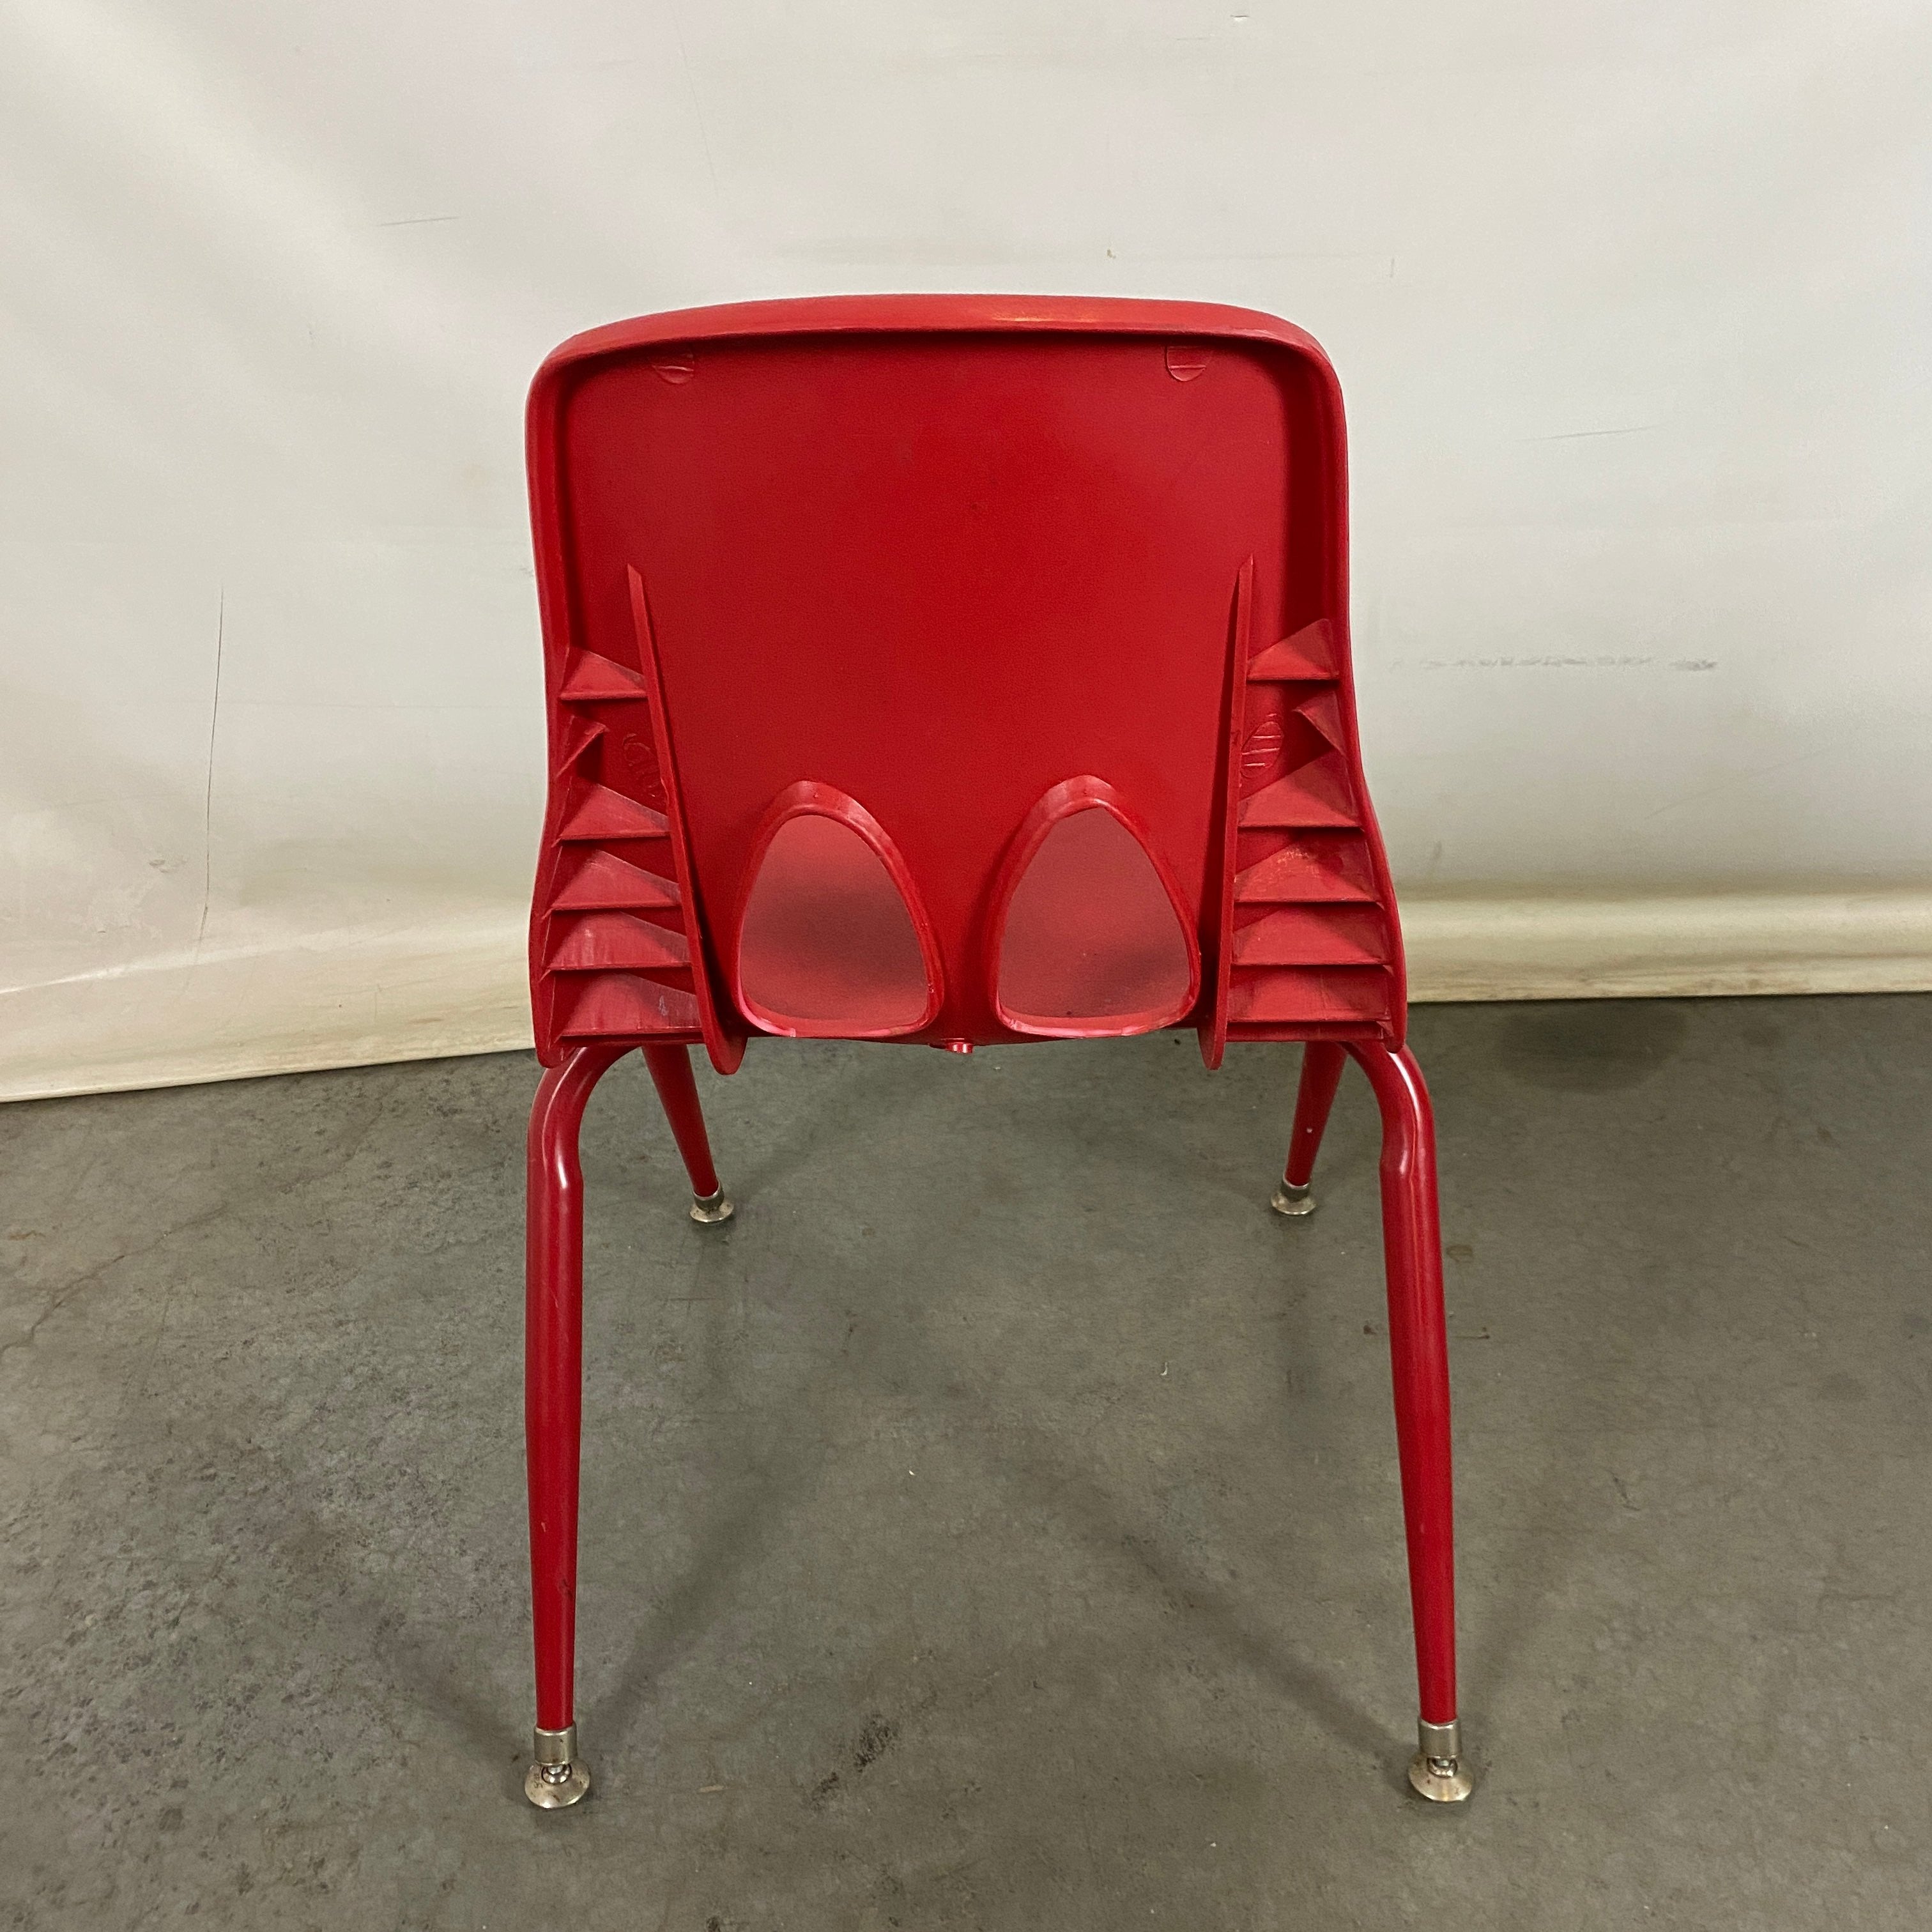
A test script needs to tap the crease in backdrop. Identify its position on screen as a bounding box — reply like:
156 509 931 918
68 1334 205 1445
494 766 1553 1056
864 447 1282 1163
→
3 0 1929 1101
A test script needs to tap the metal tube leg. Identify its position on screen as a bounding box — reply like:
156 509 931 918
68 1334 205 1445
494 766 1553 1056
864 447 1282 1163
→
524 1043 625 1810
1273 1041 1346 1216
1346 1039 1472 1803
641 1043 734 1224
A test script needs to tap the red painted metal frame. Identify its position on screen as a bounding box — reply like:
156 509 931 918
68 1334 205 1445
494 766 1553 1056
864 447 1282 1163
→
1349 1040 1457 1728
526 1038 726 1736
524 1040 626 1734
1283 1041 1348 1190
640 1043 722 1200
519 295 1461 1795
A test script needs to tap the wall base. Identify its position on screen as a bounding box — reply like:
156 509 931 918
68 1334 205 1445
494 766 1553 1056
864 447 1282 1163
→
4 891 1929 1103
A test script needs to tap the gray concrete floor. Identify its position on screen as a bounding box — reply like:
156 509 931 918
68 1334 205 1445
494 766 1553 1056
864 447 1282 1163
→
3 996 1929 1929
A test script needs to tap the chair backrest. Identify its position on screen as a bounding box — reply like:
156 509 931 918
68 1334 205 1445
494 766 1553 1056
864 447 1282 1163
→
526 296 1405 1074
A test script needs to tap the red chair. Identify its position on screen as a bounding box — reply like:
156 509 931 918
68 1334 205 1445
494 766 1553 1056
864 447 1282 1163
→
519 297 1470 1809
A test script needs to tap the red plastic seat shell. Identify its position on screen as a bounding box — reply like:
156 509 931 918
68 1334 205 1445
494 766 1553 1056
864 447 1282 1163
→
525 295 1407 1069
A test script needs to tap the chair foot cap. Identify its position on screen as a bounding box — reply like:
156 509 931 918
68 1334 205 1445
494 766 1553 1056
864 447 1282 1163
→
525 1724 591 1809
525 1758 592 1807
1407 1752 1473 1803
1270 1181 1317 1218
690 1187 735 1225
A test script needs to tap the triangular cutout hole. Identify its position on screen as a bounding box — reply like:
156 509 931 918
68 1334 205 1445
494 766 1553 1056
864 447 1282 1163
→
995 806 1196 1036
735 809 939 1038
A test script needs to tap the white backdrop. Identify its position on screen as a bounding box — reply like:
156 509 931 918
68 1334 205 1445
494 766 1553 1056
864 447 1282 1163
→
3 0 1929 1100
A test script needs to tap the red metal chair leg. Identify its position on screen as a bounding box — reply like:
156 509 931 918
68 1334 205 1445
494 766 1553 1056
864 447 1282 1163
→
1345 1039 1472 1802
640 1042 734 1223
1273 1041 1347 1216
524 1041 627 1809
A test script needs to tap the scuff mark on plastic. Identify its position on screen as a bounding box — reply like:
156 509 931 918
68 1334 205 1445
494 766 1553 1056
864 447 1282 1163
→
1526 425 1659 441
195 590 224 949
1399 654 1717 673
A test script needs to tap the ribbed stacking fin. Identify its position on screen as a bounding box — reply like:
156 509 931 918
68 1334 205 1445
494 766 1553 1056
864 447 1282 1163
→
559 716 604 772
1238 753 1356 829
1235 834 1377 904
546 911 690 972
530 580 718 1058
1243 619 1336 682
1296 686 1346 749
1227 967 1386 1025
560 651 652 702
557 784 671 844
1208 585 1399 1040
1232 904 1387 968
551 849 680 911
557 972 701 1038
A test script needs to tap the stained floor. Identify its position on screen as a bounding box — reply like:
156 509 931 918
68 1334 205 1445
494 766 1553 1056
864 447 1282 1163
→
3 996 1929 1929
